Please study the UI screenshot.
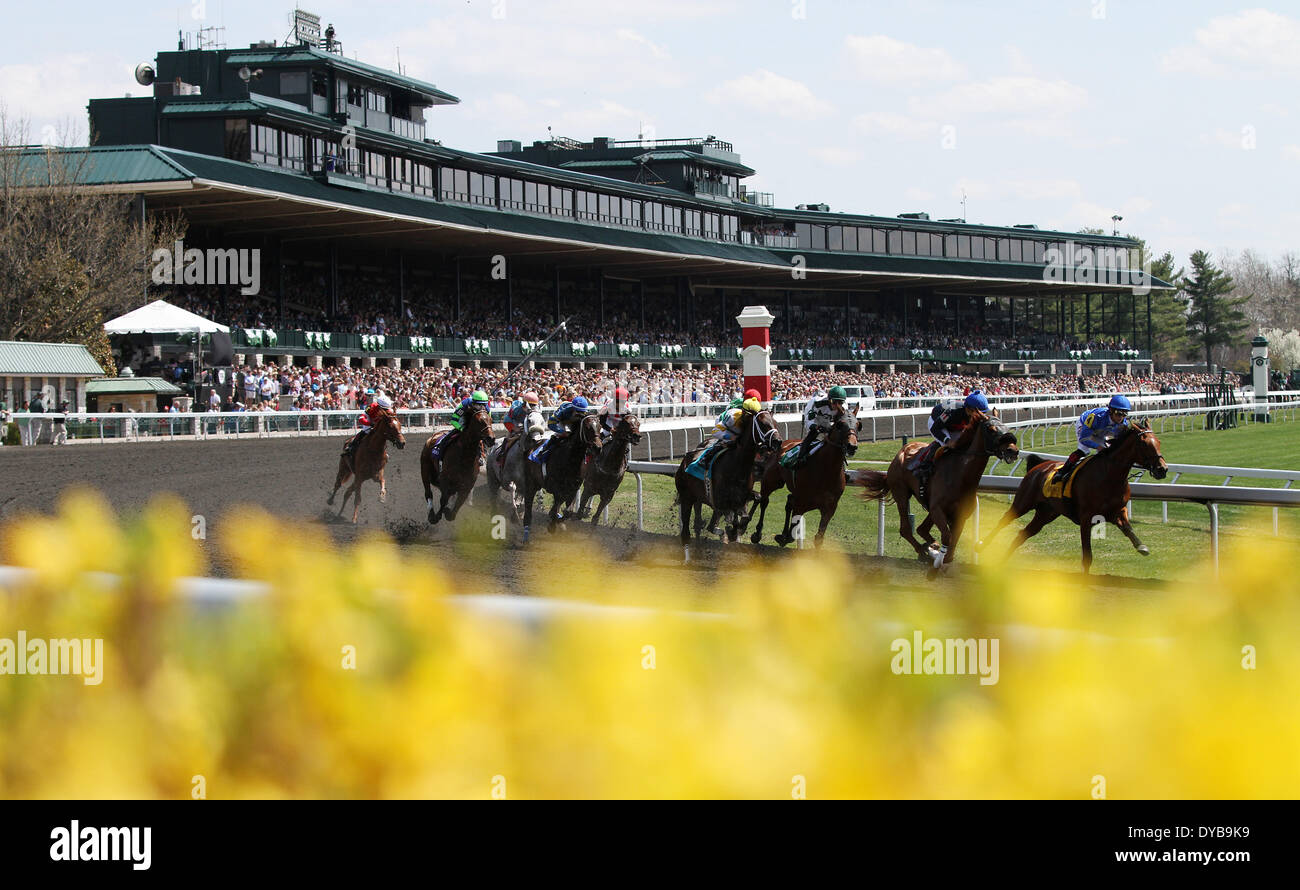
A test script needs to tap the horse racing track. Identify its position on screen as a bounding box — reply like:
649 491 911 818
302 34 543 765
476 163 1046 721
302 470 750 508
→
2 421 1297 601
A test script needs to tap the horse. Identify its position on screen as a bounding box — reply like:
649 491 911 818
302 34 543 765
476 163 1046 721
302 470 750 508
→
522 412 601 541
772 409 861 548
327 409 406 524
980 418 1168 574
855 414 1019 574
674 408 780 561
420 406 494 525
576 414 642 525
485 408 547 522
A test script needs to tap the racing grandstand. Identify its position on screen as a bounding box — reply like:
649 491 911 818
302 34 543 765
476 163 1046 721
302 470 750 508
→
49 14 1169 394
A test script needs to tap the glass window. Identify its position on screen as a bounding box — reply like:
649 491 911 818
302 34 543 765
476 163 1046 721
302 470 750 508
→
795 222 811 249
872 229 887 252
957 235 971 258
551 186 566 215
470 172 483 198
902 231 917 254
1034 241 1046 263
279 71 308 95
525 181 538 210
915 231 931 256
887 230 901 254
841 226 857 251
828 226 843 250
347 84 363 106
811 225 826 250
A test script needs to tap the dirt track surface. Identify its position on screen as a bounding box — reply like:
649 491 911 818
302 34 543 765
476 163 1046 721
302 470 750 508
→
0 437 1166 605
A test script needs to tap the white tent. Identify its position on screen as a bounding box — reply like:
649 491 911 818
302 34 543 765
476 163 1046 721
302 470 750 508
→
103 299 229 334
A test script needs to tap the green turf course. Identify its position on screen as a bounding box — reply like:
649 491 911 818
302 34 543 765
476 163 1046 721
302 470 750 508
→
610 419 1300 581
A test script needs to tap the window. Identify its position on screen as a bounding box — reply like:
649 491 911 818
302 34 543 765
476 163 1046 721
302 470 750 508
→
685 209 701 236
915 231 931 256
598 193 612 222
872 229 887 253
828 226 843 251
413 162 433 197
704 212 719 238
525 181 539 211
902 231 917 254
310 136 337 172
957 235 971 258
250 123 278 165
810 225 826 250
366 90 390 113
281 131 304 171
280 71 308 95
312 71 328 98
364 150 387 187
971 236 985 259
723 215 737 241
225 119 249 161
841 226 857 251
887 229 902 254
470 171 484 201
795 222 811 249
347 83 363 107
669 206 682 232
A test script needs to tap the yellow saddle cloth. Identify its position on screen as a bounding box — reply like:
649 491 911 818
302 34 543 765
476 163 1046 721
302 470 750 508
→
1041 454 1095 500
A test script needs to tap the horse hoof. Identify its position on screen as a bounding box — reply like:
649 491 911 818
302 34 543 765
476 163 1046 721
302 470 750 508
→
427 509 440 524
750 532 762 545
1137 545 1150 556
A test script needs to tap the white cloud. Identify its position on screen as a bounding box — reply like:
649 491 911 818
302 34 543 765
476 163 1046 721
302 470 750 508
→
903 187 935 203
844 35 966 83
1281 144 1300 161
853 111 937 141
911 76 1088 119
810 146 863 165
706 70 834 120
0 54 129 144
1161 9 1300 76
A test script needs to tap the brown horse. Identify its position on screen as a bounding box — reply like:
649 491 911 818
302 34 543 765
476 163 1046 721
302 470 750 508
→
327 409 406 524
420 407 494 525
856 414 1019 574
772 409 861 548
981 418 1168 574
576 414 642 525
674 408 780 561
522 412 601 541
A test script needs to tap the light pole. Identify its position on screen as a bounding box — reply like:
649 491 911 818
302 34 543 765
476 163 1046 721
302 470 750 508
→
1111 214 1123 236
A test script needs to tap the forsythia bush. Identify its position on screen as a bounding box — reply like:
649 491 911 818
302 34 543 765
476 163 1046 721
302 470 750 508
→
0 488 1297 798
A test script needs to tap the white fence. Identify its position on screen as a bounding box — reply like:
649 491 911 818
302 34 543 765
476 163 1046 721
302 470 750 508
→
624 459 1300 576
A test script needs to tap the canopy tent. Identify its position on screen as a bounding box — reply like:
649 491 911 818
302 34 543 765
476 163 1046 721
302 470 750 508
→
103 299 229 334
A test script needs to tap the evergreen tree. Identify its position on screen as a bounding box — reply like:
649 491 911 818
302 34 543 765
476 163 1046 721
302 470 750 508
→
1181 250 1249 374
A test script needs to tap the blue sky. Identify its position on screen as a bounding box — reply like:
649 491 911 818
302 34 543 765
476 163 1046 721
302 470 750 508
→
1 1 1294 262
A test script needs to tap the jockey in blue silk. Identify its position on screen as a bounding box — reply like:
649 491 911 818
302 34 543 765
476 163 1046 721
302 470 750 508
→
534 395 590 462
1053 394 1132 483
430 389 490 461
685 394 762 480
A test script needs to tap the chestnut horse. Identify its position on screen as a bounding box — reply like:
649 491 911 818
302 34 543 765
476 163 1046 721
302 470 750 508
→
327 409 406 523
772 409 861 548
576 414 642 525
674 408 780 561
981 418 1168 574
746 439 801 544
522 412 601 541
420 406 494 525
856 415 1019 574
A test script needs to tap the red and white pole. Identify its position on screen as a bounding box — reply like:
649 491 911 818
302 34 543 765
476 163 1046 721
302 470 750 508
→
735 305 775 401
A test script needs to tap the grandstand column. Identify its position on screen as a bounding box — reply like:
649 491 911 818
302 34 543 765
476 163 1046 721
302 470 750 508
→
1100 362 1108 375
1252 335 1270 422
363 357 377 369
234 353 245 367
280 355 292 367
252 353 264 367
310 355 322 370
736 305 775 401
1050 363 1056 374
339 356 351 368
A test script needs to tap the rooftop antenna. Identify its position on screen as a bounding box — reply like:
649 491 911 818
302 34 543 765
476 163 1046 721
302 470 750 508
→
396 46 401 74
961 188 967 221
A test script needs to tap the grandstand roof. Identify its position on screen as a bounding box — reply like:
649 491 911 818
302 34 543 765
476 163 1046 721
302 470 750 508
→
0 341 105 377
224 46 459 105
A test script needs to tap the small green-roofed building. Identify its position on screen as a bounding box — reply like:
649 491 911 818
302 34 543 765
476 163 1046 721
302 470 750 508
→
0 341 105 412
85 373 183 414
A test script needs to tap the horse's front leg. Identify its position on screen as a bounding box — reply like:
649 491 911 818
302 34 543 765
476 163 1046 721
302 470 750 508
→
378 469 387 504
749 495 770 545
1079 518 1094 575
895 496 931 558
446 484 471 521
1115 506 1149 556
926 507 953 573
351 481 363 524
814 501 837 549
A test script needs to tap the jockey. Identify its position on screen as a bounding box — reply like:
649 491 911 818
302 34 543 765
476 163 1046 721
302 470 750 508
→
430 389 490 461
1053 394 1132 483
342 392 392 457
533 395 590 462
795 385 848 465
504 390 541 435
910 390 988 501
597 387 631 441
685 395 761 480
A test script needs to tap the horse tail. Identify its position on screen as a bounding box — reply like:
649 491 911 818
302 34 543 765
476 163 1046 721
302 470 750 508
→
848 469 893 504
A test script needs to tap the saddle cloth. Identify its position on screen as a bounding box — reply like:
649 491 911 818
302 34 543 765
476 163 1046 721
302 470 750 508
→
1041 454 1095 500
780 439 823 469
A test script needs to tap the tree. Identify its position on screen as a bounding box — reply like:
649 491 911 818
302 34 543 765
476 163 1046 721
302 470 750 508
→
1261 328 1300 374
1146 250 1190 366
1180 250 1249 374
0 109 185 373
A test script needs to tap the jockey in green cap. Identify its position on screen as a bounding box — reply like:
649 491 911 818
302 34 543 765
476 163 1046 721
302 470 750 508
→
795 385 849 464
431 389 490 462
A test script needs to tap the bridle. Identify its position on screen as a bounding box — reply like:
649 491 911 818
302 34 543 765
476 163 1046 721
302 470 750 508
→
747 410 780 455
378 410 405 448
978 417 1018 462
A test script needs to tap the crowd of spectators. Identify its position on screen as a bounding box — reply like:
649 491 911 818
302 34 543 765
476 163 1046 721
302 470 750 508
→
197 363 1219 415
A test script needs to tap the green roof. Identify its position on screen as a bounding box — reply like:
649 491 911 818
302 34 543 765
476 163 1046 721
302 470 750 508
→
161 94 331 129
634 150 756 176
9 145 193 187
225 47 459 105
86 377 183 395
0 341 105 376
559 159 639 169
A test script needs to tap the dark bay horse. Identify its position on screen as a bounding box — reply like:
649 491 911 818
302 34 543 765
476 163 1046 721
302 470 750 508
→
981 418 1168 574
773 410 861 548
576 414 641 525
523 412 601 541
328 409 406 524
420 406 493 525
746 439 801 544
856 414 1019 573
674 408 780 561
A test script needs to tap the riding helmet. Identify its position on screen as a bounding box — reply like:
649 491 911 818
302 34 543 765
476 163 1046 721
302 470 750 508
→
828 385 848 401
571 396 589 411
964 391 989 412
1108 394 1132 413
471 389 489 404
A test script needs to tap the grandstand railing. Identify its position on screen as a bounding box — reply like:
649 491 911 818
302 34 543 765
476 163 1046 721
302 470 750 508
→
153 329 1153 365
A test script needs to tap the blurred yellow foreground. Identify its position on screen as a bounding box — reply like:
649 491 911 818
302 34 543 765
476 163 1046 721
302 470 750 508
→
1 489 1297 799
